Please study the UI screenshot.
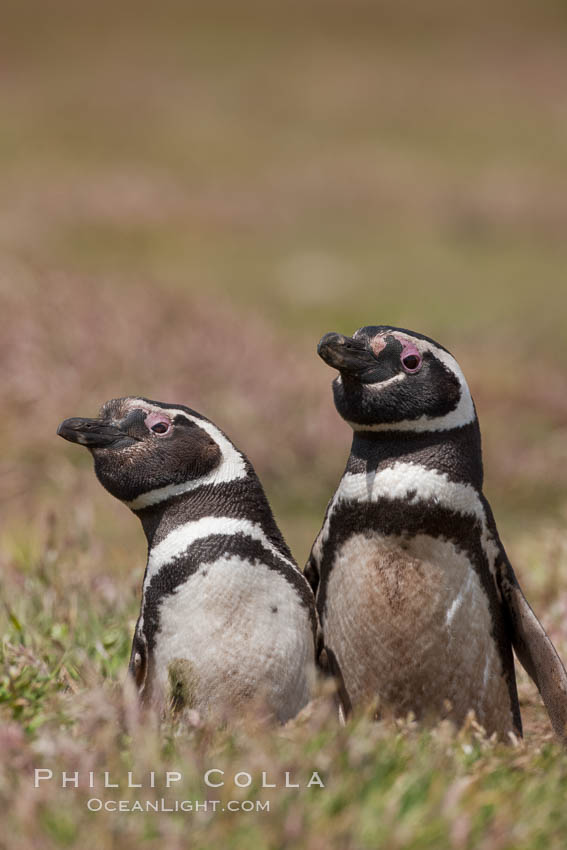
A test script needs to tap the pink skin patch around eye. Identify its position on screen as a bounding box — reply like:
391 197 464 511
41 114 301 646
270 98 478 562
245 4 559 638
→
144 412 172 433
400 342 422 373
371 336 387 356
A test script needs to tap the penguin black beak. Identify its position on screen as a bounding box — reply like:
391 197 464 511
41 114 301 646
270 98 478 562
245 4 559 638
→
317 332 375 374
57 417 126 448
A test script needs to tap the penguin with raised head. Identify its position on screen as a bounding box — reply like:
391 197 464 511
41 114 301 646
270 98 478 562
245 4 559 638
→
58 397 316 723
307 326 567 741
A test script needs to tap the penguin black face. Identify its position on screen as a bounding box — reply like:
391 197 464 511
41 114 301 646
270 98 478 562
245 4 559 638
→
57 397 221 503
318 326 475 432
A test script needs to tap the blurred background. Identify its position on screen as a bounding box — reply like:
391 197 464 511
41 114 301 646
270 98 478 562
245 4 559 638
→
1 0 567 570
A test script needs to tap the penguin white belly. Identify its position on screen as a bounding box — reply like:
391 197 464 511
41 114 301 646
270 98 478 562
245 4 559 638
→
151 556 315 722
324 531 515 735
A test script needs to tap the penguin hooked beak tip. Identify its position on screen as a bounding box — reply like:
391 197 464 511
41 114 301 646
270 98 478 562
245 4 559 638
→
317 332 375 374
57 417 125 449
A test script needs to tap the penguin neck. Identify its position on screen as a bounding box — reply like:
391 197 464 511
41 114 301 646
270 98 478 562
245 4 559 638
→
347 420 484 491
135 487 220 550
133 468 293 559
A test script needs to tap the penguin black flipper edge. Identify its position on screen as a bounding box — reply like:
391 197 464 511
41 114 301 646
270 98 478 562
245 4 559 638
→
483 497 567 743
500 553 567 744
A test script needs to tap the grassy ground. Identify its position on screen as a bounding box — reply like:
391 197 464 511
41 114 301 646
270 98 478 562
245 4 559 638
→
1 1 567 847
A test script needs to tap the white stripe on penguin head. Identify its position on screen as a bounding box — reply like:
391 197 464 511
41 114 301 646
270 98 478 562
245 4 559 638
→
347 336 475 433
125 405 247 510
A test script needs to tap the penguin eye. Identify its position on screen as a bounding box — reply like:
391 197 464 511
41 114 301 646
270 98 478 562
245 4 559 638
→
144 412 172 436
400 344 422 374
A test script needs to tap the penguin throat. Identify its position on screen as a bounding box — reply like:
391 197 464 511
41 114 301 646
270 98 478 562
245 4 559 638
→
134 482 246 550
133 466 290 559
348 423 484 492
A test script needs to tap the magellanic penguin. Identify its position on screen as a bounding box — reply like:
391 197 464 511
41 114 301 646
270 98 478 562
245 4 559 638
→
306 326 567 742
58 397 316 723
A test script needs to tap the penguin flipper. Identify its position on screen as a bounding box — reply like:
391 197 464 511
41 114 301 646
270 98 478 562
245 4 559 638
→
128 627 148 693
321 646 352 720
498 557 567 745
304 551 320 596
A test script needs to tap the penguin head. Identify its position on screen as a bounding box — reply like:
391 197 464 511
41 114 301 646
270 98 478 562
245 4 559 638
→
317 326 476 433
57 397 223 504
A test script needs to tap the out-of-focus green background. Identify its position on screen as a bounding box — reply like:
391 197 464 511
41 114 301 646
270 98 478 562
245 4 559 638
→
1 3 567 848
2 0 567 559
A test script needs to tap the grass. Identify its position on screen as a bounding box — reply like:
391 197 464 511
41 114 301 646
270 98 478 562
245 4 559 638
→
1 529 567 850
2 0 567 847
1 515 566 850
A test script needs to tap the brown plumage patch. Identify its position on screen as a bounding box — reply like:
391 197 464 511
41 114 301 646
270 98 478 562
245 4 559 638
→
324 531 516 738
